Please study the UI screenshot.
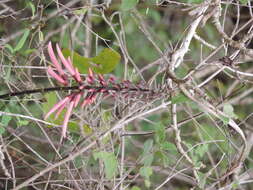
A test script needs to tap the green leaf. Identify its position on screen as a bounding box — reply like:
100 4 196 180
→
62 48 120 74
74 155 85 169
27 1 36 17
140 166 153 179
239 0 248 4
3 66 11 82
220 115 229 125
142 153 154 166
223 104 238 119
155 124 166 143
39 31 44 42
195 144 209 158
143 139 153 155
161 142 177 153
73 8 87 15
93 151 118 179
131 186 141 190
14 29 30 52
18 119 29 126
0 126 5 135
43 92 65 127
5 44 14 54
1 108 12 126
121 0 139 11
171 93 190 104
197 171 206 188
155 151 171 167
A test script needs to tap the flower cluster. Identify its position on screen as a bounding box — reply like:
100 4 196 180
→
46 42 155 139
46 42 118 138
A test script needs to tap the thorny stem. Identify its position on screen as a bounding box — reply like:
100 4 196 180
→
0 85 156 99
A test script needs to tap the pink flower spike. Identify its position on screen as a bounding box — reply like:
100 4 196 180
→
74 93 82 107
54 103 66 120
87 68 94 84
74 67 82 83
81 98 91 108
45 96 70 120
88 68 94 78
48 42 65 76
62 101 75 138
98 74 106 86
67 57 75 72
56 44 76 76
47 66 68 85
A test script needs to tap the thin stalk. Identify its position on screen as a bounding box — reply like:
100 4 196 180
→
0 85 154 99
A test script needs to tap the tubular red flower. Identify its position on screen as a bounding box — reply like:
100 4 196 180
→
56 44 76 76
98 74 106 86
48 42 65 76
74 67 82 83
73 92 82 107
87 68 94 84
47 66 68 85
62 100 75 138
45 96 70 119
54 103 66 120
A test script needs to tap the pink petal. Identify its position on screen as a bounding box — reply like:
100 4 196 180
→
98 74 106 86
67 57 75 73
56 44 76 76
74 92 82 107
81 95 95 108
81 99 89 108
88 68 94 77
87 68 94 84
74 67 82 83
54 103 66 119
48 42 65 76
62 100 75 138
47 66 68 85
108 76 116 84
45 96 70 119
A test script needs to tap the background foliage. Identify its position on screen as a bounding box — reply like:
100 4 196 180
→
0 0 253 190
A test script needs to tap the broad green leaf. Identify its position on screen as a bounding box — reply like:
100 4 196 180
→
171 93 190 104
239 0 248 4
131 186 141 190
73 8 87 15
121 0 139 11
93 151 118 179
143 139 153 155
1 108 12 126
42 92 66 127
62 48 120 74
140 166 153 179
5 44 14 54
14 29 30 52
82 124 93 134
18 119 29 126
223 104 237 119
43 92 57 116
195 144 209 158
155 151 170 166
74 155 85 169
142 153 154 166
0 126 5 135
155 124 165 143
161 142 177 154
24 48 36 55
